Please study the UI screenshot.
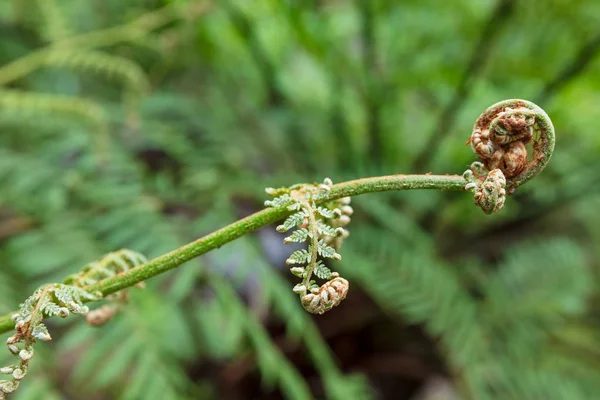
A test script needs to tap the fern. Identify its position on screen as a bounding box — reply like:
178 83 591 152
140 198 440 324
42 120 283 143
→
42 50 150 96
0 90 105 131
344 229 493 398
345 226 600 399
0 90 108 158
0 284 98 398
216 237 374 400
266 178 352 314
34 0 71 42
59 289 199 399
0 248 150 397
1 2 597 399
210 277 313 400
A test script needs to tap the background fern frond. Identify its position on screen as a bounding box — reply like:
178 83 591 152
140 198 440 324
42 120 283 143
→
34 0 71 42
0 89 107 153
1 1 600 399
210 277 313 400
41 50 150 96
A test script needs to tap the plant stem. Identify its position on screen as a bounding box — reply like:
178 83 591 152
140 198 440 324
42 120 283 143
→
301 201 319 288
0 173 465 334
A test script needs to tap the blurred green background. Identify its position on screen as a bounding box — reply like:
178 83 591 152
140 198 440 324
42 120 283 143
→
1 0 600 399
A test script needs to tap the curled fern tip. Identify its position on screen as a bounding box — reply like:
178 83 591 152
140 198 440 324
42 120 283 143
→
464 99 555 214
266 178 352 314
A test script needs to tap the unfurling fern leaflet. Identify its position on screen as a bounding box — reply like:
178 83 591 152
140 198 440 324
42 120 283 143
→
265 178 352 314
0 250 147 398
0 284 99 398
463 99 555 214
64 249 148 326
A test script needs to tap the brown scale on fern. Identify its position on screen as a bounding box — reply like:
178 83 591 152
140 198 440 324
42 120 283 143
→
300 274 349 315
469 100 535 178
464 99 555 214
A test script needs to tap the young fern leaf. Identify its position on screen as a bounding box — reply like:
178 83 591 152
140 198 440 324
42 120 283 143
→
64 249 147 325
464 99 555 213
0 99 556 395
317 221 337 237
277 211 306 233
316 207 337 219
284 228 311 244
64 249 147 288
286 249 311 265
0 284 99 398
317 240 341 260
0 250 147 398
264 194 293 209
266 178 353 314
314 262 333 280
0 90 106 132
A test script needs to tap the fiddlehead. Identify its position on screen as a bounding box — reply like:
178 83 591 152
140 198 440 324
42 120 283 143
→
64 249 148 326
265 178 351 314
465 99 555 213
1 284 99 398
0 250 147 398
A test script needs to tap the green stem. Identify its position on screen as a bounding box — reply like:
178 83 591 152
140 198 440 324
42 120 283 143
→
0 173 465 334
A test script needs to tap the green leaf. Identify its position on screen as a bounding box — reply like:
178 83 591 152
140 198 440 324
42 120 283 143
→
314 262 332 280
317 240 341 260
31 323 51 342
284 228 311 243
316 207 335 219
264 194 293 208
286 249 311 265
317 221 337 237
277 211 306 232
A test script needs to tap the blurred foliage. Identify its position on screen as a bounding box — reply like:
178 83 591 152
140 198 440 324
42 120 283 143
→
0 0 600 399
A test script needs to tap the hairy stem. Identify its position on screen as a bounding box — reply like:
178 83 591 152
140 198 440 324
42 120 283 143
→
0 173 465 334
302 201 319 288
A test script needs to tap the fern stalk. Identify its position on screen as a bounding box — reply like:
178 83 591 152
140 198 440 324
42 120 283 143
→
302 200 320 288
0 97 556 333
0 173 465 334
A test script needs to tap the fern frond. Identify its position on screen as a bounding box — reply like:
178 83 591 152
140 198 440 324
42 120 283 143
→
64 249 147 289
245 240 373 400
316 206 337 219
344 230 494 398
283 228 310 244
316 221 337 237
3 216 101 280
61 289 199 399
34 0 71 42
210 277 313 400
313 261 332 280
317 240 341 260
208 237 373 400
0 89 108 157
42 50 150 96
286 249 311 265
483 238 591 324
277 211 306 232
264 194 293 209
265 178 352 314
1 284 98 397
